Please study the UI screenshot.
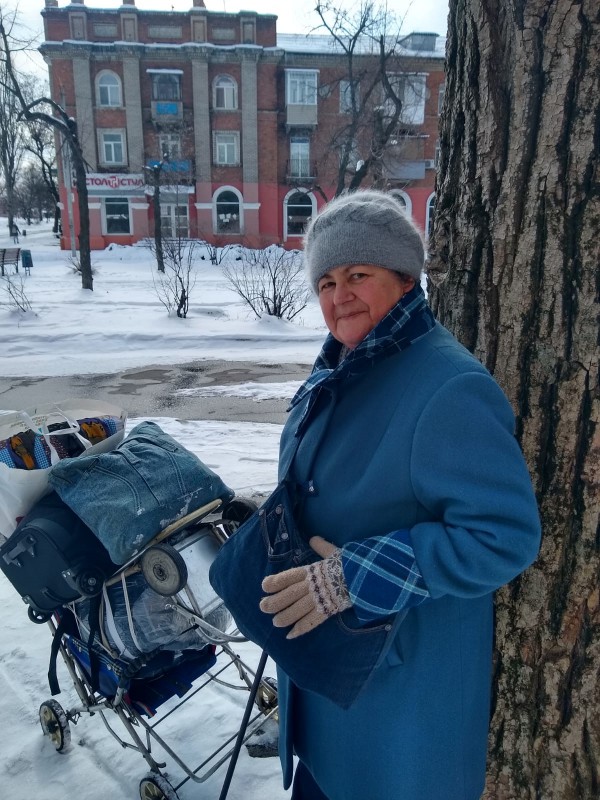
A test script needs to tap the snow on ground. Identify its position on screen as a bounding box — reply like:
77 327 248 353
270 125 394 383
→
0 219 326 799
0 219 325 378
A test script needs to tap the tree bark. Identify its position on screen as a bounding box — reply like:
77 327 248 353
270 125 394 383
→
428 2 599 798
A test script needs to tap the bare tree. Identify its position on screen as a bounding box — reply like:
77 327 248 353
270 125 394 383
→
313 1 407 196
222 246 311 321
147 236 199 319
428 1 599 798
0 48 27 233
25 113 60 232
0 9 93 290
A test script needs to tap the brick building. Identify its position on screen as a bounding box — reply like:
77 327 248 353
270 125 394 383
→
40 0 445 251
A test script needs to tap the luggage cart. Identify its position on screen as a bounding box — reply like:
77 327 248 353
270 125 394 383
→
38 500 278 800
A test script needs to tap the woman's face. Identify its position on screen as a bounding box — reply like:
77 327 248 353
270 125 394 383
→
317 264 415 350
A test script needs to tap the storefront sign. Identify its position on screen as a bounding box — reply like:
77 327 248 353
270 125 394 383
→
86 174 145 192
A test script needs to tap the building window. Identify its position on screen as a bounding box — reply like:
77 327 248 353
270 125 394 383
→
158 133 181 160
389 189 412 216
384 73 427 125
438 83 446 116
160 202 189 238
213 75 238 110
104 197 130 234
285 191 314 237
339 79 359 114
426 193 436 239
286 70 318 105
215 189 241 234
99 130 126 165
214 132 240 166
289 136 311 178
151 73 181 101
97 71 122 107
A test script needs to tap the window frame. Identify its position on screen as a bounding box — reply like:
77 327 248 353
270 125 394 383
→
289 136 311 178
284 189 316 240
339 79 359 114
98 129 127 166
151 73 182 102
96 71 122 108
213 75 238 110
286 69 318 106
103 196 131 235
213 187 243 235
160 200 189 239
384 73 427 125
158 132 182 160
213 131 240 166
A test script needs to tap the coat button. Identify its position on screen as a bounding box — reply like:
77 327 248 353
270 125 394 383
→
275 505 283 514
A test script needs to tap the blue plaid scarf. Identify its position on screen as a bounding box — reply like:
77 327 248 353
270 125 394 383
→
290 284 435 411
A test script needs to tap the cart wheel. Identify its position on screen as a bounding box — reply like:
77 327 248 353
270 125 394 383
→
139 773 179 800
222 497 258 525
256 676 278 712
39 699 71 753
76 567 105 597
141 544 188 596
28 607 52 624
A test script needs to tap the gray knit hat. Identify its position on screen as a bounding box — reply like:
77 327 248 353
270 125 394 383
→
303 190 425 293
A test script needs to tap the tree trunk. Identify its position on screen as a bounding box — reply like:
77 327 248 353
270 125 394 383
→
428 2 599 798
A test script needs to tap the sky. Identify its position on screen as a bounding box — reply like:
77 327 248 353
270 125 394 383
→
10 0 449 79
0 219 327 799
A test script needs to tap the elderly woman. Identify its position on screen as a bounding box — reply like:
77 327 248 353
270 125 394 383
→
257 190 541 800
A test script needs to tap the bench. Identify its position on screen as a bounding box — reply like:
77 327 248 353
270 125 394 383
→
0 248 20 277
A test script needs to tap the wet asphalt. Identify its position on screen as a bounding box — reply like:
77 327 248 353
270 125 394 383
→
0 360 310 424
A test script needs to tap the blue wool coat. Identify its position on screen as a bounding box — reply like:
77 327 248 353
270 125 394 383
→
276 322 541 800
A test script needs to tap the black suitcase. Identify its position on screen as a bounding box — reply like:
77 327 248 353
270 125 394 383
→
0 491 117 622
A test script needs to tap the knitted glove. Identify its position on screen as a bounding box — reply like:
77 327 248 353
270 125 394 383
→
260 536 352 639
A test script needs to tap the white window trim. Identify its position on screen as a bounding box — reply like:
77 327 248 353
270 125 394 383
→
213 131 240 166
426 192 436 240
213 74 238 110
96 70 122 108
98 129 127 166
391 190 412 217
285 69 319 106
101 196 131 236
283 188 316 241
339 79 359 114
212 185 244 235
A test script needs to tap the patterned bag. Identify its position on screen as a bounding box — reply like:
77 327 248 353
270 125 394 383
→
0 400 127 541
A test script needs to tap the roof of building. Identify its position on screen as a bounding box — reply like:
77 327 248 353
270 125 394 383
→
276 32 446 58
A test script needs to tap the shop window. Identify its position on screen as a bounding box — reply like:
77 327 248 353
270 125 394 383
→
215 190 241 234
160 202 189 238
97 72 122 107
285 191 314 237
104 197 130 234
214 75 238 110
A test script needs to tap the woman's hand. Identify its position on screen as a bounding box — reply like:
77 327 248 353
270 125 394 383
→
259 536 352 639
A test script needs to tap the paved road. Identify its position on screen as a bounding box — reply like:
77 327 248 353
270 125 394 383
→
0 360 309 424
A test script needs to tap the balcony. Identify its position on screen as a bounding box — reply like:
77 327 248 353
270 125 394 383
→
286 159 317 183
286 104 318 128
151 100 183 122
